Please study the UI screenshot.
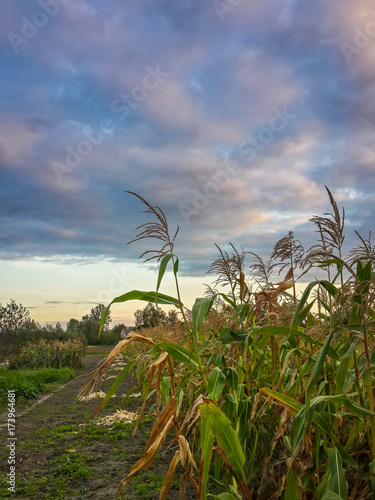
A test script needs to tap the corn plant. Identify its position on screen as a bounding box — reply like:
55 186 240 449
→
11 339 85 369
80 188 375 499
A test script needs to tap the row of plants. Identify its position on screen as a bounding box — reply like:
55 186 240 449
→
81 188 375 499
0 367 76 408
10 338 85 370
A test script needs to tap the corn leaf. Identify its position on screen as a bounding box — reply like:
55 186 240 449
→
192 297 214 338
156 342 199 368
322 492 345 500
327 447 348 500
215 494 239 500
208 367 226 401
199 414 214 500
285 468 300 500
99 290 180 334
199 399 250 498
291 281 337 329
160 450 180 500
93 361 134 416
156 254 174 294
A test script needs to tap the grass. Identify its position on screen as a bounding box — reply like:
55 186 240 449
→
50 452 93 479
0 367 76 409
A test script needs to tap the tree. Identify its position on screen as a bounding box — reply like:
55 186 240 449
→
66 318 82 337
42 322 69 341
166 310 178 326
90 304 111 331
79 305 112 345
81 317 101 345
0 300 38 369
134 303 167 329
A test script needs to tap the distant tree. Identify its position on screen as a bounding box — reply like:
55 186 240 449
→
80 317 101 345
0 300 39 369
90 304 111 330
66 318 82 337
166 310 178 326
79 305 111 345
134 303 167 329
41 322 69 341
97 330 117 345
65 318 88 345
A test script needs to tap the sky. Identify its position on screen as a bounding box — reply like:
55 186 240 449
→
1 0 375 326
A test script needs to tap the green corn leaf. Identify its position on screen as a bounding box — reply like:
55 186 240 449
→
307 330 335 398
304 330 335 443
233 303 251 325
214 494 239 500
219 327 248 344
310 393 375 417
199 400 248 491
99 290 180 334
260 388 369 484
156 254 174 294
292 300 316 328
322 492 345 500
218 293 236 309
192 297 214 338
285 468 300 500
173 256 179 274
93 361 134 416
208 367 226 401
327 447 348 500
155 342 199 368
199 413 214 500
336 341 358 394
254 325 324 348
225 367 239 391
291 280 338 329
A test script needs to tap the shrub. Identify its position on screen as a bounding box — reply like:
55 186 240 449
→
0 367 76 406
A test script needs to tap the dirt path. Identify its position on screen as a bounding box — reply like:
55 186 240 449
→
0 355 196 500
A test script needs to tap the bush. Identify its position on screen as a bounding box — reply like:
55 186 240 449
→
9 338 85 370
0 367 76 407
96 330 118 345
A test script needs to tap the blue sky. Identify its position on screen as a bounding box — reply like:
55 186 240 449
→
1 0 375 325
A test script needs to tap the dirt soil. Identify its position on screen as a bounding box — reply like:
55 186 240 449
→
0 355 197 500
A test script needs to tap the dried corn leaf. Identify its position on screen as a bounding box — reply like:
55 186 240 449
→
145 397 177 452
79 333 155 398
178 434 198 470
159 450 180 500
96 409 135 426
119 416 174 498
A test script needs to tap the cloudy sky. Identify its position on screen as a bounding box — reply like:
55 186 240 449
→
1 0 374 326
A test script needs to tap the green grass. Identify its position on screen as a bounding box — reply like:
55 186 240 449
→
0 367 76 408
50 452 93 479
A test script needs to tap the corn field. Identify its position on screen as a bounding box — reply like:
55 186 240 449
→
81 188 375 499
12 338 85 370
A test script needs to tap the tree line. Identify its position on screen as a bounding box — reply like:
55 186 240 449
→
0 300 180 369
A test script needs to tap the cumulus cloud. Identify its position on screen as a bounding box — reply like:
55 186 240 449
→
0 0 374 277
